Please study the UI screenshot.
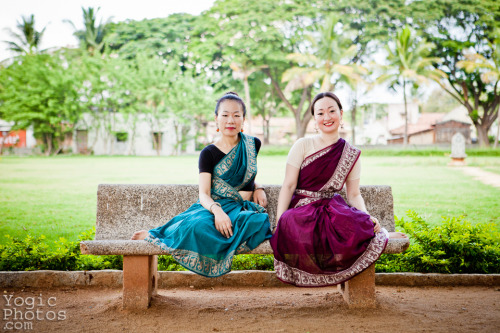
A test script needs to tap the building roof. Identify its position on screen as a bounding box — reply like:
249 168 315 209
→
389 113 445 136
437 106 473 125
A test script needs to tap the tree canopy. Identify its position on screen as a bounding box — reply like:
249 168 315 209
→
1 0 499 152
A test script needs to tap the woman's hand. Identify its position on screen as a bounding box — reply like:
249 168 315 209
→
213 207 233 238
370 216 381 233
252 188 268 208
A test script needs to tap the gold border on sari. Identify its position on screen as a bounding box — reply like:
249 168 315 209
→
294 141 360 208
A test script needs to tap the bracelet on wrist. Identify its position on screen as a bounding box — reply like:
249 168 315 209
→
254 187 265 192
209 202 221 214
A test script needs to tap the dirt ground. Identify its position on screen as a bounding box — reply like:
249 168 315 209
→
1 286 499 332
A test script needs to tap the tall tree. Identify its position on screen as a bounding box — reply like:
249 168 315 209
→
377 26 445 145
281 14 368 138
130 53 172 156
4 14 45 55
66 7 112 55
105 13 197 62
410 0 500 147
165 72 215 154
230 60 267 135
190 0 317 139
0 53 83 155
252 79 286 144
457 30 500 147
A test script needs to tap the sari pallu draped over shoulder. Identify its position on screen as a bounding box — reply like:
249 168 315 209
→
270 138 388 287
145 133 272 277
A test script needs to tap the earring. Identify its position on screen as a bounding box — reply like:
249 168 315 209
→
314 126 318 133
340 121 344 129
216 127 219 132
241 128 244 132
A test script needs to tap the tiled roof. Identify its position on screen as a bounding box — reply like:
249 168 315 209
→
390 113 445 136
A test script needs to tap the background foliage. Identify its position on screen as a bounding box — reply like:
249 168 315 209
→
1 0 499 149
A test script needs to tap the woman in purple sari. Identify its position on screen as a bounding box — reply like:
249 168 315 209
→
270 92 405 287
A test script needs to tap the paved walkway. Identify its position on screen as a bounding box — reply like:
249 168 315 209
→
458 166 500 188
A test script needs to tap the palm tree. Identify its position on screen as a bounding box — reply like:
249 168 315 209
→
282 14 366 93
230 61 267 135
66 7 112 55
377 26 445 145
4 14 45 54
281 14 367 138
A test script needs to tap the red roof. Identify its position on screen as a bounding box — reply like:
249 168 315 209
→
390 113 445 136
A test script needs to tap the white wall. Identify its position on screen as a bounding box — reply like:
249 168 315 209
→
74 113 195 156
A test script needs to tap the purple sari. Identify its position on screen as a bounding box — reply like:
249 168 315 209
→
270 138 388 287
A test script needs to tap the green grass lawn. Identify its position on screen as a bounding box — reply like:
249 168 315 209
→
1 154 499 245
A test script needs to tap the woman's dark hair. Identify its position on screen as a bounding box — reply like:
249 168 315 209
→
310 92 343 116
214 91 246 116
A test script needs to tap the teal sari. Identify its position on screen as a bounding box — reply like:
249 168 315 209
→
145 133 272 277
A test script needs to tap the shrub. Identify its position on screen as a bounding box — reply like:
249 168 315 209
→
157 254 274 271
0 228 122 271
376 211 500 273
231 254 274 271
3 213 498 274
158 255 186 271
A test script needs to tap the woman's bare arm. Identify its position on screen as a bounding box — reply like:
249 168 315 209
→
346 178 380 233
275 164 300 227
199 172 233 238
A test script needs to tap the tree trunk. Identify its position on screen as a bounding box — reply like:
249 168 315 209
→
263 68 312 139
263 117 270 144
403 80 408 146
45 133 53 156
351 96 357 145
156 132 162 156
475 123 490 147
243 77 252 135
297 118 309 139
0 131 7 155
494 110 499 148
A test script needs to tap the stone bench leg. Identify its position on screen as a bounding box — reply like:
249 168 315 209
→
123 255 158 310
337 264 376 308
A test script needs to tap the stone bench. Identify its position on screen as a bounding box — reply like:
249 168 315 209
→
80 184 409 310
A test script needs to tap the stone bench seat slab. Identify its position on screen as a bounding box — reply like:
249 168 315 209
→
81 238 409 256
82 183 408 310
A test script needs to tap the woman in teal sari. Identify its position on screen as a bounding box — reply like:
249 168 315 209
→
131 92 272 277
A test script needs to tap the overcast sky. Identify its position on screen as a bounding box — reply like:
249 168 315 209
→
1 0 410 104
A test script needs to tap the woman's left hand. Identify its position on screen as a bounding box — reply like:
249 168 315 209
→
370 216 381 233
253 188 268 208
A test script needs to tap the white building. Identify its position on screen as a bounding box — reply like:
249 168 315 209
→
73 113 196 156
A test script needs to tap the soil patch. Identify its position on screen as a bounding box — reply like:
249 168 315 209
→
1 286 499 332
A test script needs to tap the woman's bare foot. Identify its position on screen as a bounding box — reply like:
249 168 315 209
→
388 232 407 239
131 230 148 240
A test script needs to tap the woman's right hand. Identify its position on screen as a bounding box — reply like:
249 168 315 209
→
213 208 233 238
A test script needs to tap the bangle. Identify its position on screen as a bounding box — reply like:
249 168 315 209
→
209 202 221 214
254 187 265 192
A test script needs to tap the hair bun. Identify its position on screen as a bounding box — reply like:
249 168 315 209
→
224 91 239 97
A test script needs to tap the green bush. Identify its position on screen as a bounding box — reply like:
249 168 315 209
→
376 211 500 273
3 213 499 274
0 228 122 271
231 254 274 271
157 254 274 271
158 255 187 271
